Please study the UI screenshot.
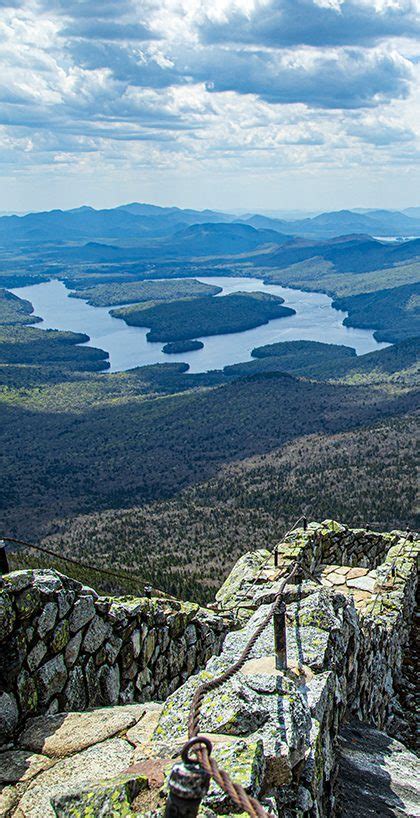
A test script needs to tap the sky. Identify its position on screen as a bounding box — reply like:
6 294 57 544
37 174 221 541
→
0 0 419 213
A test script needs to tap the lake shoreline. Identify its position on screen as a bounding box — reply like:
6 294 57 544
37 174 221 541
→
11 276 389 374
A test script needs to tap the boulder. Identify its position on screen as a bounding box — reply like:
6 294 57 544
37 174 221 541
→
0 691 19 738
37 602 58 638
51 772 147 817
18 706 144 757
68 597 96 633
0 749 54 784
36 655 67 704
13 737 134 818
83 615 112 653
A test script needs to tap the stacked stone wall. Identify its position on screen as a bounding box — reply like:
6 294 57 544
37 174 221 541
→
156 520 418 818
0 569 229 738
1 521 418 818
285 519 399 572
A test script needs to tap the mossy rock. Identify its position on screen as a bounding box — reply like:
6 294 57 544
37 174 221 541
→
15 585 41 619
287 590 341 632
51 773 147 817
50 620 70 653
204 739 264 812
0 590 16 639
215 550 270 610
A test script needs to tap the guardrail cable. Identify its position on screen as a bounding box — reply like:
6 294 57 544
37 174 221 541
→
0 535 152 591
172 562 299 818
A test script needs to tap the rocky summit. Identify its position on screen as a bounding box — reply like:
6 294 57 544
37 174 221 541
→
0 520 419 817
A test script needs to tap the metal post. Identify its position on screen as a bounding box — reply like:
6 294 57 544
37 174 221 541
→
274 601 287 670
274 548 279 568
0 541 9 575
303 516 307 531
144 584 152 598
165 758 210 818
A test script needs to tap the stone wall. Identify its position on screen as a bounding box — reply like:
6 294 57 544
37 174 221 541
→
0 569 229 738
1 520 418 818
99 519 415 818
282 518 400 572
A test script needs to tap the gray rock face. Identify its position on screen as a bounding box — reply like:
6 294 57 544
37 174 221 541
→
57 589 75 619
99 664 120 705
0 691 19 738
36 655 67 704
338 721 420 817
15 737 134 818
64 631 83 667
68 596 96 633
62 667 87 712
27 641 47 672
83 615 112 653
37 602 58 638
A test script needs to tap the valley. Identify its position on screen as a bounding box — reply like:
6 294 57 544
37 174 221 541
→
1 201 418 603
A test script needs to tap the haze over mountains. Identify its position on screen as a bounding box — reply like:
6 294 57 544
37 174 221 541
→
1 196 419 601
1 203 420 249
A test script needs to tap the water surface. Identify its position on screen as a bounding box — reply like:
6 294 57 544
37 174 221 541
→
12 277 388 373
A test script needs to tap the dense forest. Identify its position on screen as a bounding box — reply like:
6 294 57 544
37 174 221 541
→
111 291 296 341
9 413 418 603
1 204 419 603
333 282 420 342
70 278 221 307
162 340 204 354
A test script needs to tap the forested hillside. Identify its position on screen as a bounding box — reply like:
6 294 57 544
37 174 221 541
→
22 414 419 602
1 205 419 603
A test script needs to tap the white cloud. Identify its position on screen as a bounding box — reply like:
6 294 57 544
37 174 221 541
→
0 0 418 209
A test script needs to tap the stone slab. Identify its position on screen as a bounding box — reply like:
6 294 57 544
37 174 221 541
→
18 705 146 758
14 737 134 818
346 568 369 580
346 575 376 592
327 573 347 586
125 704 163 747
0 784 19 816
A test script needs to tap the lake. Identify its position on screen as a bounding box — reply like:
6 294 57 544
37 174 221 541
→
12 277 388 373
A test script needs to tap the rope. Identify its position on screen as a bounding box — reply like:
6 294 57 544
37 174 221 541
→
196 750 269 818
184 562 298 818
0 535 152 591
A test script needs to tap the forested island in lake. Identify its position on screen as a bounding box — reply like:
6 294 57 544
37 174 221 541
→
110 291 296 341
70 278 221 307
162 339 204 354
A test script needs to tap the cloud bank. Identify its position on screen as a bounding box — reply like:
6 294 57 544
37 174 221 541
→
0 0 418 209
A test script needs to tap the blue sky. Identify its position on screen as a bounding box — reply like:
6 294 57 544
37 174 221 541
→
0 0 419 212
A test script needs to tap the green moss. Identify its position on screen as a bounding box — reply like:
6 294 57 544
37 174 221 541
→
50 619 70 653
205 739 264 809
51 774 147 817
15 585 41 618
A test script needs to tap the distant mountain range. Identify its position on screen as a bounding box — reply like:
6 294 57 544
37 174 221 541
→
238 209 420 239
0 203 420 249
36 229 419 277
